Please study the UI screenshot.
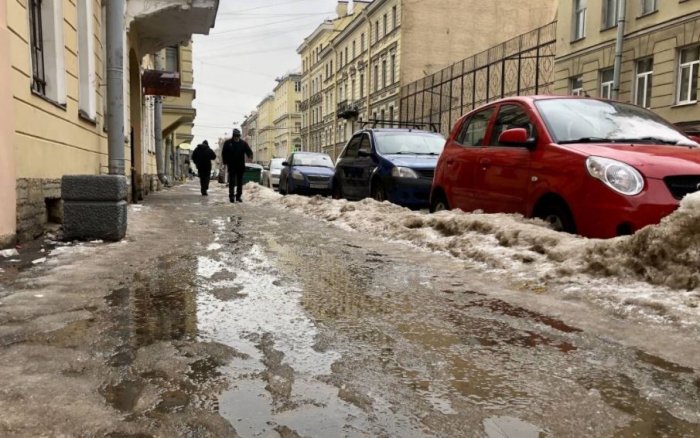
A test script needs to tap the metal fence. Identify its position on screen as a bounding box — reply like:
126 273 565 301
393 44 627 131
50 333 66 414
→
399 22 557 137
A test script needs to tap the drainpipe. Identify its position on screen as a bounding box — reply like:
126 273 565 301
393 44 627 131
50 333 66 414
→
154 53 167 184
612 0 627 101
107 0 125 175
364 11 372 123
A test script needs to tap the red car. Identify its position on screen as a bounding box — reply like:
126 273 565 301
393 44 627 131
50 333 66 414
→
430 96 700 238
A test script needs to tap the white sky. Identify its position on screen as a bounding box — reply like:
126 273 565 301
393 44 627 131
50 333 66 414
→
192 0 343 146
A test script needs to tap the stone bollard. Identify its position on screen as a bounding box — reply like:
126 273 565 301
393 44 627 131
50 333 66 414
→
62 175 128 242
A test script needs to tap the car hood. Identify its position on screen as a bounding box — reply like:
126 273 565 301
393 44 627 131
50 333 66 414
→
561 143 700 178
295 166 335 176
382 154 439 169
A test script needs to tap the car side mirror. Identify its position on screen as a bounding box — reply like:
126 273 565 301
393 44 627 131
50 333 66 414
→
498 128 535 149
358 150 372 157
282 161 290 167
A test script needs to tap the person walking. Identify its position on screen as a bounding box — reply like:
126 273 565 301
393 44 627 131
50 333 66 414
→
221 129 253 203
191 140 217 196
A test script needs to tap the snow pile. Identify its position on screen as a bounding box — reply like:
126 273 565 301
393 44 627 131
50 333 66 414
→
245 183 589 277
583 192 700 290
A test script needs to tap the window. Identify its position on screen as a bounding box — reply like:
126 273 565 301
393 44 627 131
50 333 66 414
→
359 135 371 154
392 6 397 29
389 106 394 127
678 47 699 104
28 0 46 95
330 60 333 74
342 135 362 158
28 0 66 103
573 0 587 40
374 65 379 92
458 109 494 146
351 78 355 101
489 105 534 146
375 21 379 43
640 0 657 16
383 14 388 36
390 54 396 84
602 0 617 29
635 58 653 108
339 51 344 68
360 73 365 98
382 60 387 88
570 75 584 96
600 69 614 99
345 47 349 65
380 109 385 127
352 41 356 59
361 33 366 51
77 0 96 119
165 46 179 72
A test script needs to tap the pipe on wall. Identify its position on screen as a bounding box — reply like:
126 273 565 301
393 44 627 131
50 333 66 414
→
612 0 627 100
107 0 125 175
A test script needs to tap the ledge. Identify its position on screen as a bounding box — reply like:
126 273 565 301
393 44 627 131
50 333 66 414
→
31 89 67 111
671 101 698 109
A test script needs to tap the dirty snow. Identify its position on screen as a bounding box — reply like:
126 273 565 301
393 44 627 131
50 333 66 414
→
1 249 19 258
246 184 700 328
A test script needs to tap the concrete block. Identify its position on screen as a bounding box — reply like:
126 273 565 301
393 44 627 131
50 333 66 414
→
63 201 127 242
62 175 128 202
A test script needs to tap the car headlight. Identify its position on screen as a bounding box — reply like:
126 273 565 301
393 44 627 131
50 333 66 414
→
586 157 644 196
292 170 305 181
392 167 419 179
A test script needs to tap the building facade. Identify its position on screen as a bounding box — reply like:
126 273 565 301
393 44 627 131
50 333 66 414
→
0 0 15 248
554 0 700 134
272 73 303 159
256 95 276 163
1 0 217 245
241 111 259 161
305 0 558 159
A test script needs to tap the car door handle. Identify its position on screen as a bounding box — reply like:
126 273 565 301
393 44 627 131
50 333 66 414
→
479 158 491 169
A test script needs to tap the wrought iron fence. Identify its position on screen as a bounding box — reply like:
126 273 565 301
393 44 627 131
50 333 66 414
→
399 22 557 137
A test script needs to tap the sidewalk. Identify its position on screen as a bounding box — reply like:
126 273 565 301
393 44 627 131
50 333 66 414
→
0 182 238 437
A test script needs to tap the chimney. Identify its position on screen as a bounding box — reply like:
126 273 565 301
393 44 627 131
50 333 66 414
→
336 0 349 17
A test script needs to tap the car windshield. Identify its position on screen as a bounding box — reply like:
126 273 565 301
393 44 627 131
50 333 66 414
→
293 154 334 168
269 159 285 170
374 132 445 155
535 98 698 147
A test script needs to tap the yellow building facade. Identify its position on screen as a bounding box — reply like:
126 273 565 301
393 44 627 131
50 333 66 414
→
272 73 303 159
256 95 275 163
1 0 217 245
304 0 558 159
554 0 700 134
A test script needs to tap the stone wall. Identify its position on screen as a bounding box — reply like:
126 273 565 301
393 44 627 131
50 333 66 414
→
16 179 62 242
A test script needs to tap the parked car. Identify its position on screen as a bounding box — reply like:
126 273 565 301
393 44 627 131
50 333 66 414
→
279 152 335 196
262 158 286 190
430 96 700 238
332 128 445 208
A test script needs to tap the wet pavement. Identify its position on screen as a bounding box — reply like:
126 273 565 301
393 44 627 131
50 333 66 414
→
0 182 699 437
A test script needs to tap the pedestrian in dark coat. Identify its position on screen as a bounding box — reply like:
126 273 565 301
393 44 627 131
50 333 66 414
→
221 129 253 203
191 140 217 196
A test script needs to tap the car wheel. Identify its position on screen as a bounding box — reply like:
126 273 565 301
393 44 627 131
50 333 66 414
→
372 182 386 202
535 201 576 234
332 180 344 200
430 192 450 213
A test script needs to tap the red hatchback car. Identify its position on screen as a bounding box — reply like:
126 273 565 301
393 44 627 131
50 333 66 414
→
430 96 700 238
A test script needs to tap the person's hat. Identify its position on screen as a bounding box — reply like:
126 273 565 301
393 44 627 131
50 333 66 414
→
203 140 209 145
233 128 241 136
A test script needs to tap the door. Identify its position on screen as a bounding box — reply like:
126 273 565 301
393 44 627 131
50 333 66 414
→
335 135 362 199
355 133 376 199
445 108 495 212
475 104 534 214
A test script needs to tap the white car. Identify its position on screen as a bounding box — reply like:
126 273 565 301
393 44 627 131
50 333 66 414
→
262 158 285 190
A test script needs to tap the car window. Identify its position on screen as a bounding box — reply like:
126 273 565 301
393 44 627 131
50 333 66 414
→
489 104 535 146
359 135 372 154
342 135 362 159
458 109 494 147
292 154 334 168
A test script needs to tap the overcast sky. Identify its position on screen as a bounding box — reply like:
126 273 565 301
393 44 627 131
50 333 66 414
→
191 0 344 146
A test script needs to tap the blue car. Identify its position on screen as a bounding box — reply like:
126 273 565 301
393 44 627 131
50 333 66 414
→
332 129 445 208
279 152 335 196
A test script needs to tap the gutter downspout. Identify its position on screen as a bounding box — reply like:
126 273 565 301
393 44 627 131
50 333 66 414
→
107 0 125 175
154 52 167 184
612 0 627 101
364 12 372 122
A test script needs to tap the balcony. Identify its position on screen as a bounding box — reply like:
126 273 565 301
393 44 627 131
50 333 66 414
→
299 99 309 111
310 92 323 106
127 0 219 55
337 100 359 120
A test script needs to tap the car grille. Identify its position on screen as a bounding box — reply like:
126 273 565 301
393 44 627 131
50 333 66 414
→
307 175 331 182
414 169 435 180
664 175 700 200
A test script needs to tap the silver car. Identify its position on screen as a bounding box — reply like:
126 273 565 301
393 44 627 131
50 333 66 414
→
262 158 285 190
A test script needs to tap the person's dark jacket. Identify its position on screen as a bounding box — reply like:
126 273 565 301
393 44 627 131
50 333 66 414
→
222 138 254 172
192 143 217 173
